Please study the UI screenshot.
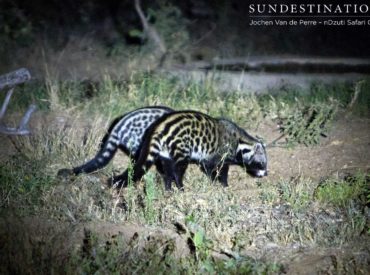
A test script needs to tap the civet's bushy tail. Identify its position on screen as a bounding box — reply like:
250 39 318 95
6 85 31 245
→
57 106 173 177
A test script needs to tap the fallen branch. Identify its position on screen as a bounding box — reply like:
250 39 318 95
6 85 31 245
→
209 56 370 71
0 104 37 135
0 68 31 90
0 68 35 135
0 88 14 120
175 56 370 73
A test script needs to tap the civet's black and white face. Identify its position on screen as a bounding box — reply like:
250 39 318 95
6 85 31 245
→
241 142 268 178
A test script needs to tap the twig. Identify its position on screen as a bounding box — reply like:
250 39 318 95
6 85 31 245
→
266 133 286 148
348 80 364 110
191 22 216 46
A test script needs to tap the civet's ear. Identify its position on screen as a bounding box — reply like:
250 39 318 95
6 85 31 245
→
254 143 264 153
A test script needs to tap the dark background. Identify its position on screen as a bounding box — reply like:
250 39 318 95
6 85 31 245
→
1 0 369 61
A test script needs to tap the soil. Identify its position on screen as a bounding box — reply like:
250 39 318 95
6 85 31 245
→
258 115 370 181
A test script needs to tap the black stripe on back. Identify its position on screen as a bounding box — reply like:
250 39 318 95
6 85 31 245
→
161 116 188 137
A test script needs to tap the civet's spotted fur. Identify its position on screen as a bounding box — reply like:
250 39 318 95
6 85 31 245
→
112 110 267 190
57 106 173 176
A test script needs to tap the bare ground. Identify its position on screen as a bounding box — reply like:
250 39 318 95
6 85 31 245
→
259 115 370 181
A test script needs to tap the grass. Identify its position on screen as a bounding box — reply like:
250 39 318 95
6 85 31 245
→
3 72 359 144
1 74 369 273
66 229 283 275
0 156 54 209
143 171 158 224
276 177 313 211
315 173 369 208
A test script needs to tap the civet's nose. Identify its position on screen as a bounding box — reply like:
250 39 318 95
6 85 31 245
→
256 170 268 177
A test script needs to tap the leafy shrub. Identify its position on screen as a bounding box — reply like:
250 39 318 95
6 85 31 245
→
278 101 337 146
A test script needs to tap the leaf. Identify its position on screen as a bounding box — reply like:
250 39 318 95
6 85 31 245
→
193 231 204 248
185 213 195 223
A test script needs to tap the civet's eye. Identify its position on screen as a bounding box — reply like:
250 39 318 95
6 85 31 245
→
242 148 251 154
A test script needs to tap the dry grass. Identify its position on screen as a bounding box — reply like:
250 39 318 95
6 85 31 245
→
0 75 369 273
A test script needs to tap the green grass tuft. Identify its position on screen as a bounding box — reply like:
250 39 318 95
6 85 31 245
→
315 173 369 208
